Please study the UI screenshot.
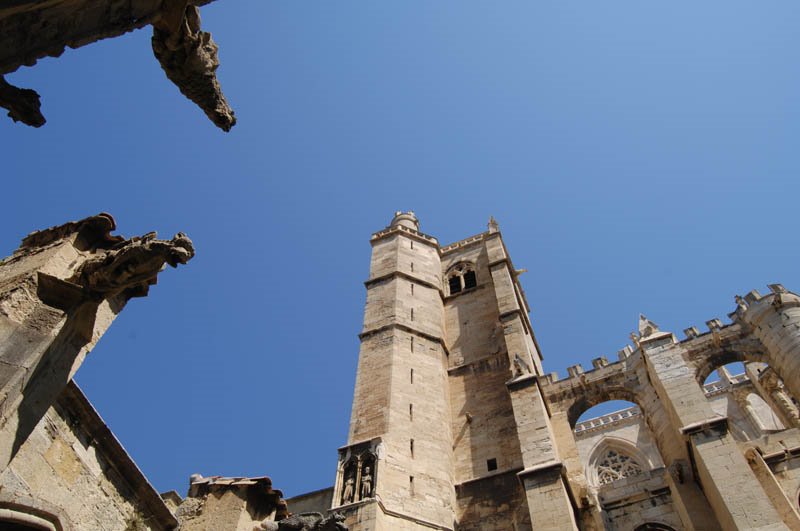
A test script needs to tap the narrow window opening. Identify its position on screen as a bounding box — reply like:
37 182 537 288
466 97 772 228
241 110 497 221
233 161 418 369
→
410 262 414 272
463 270 477 289
410 283 414 295
410 368 414 383
410 240 414 249
487 458 498 472
410 308 414 321
409 403 413 421
409 476 415 496
448 275 462 295
410 337 414 352
410 439 415 457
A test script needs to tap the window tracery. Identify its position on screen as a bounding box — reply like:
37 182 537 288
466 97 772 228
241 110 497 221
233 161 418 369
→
596 448 643 485
446 263 477 295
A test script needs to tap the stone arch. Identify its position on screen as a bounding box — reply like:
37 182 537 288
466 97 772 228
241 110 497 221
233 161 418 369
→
567 387 644 428
693 349 765 385
585 436 652 488
0 505 63 531
633 523 676 531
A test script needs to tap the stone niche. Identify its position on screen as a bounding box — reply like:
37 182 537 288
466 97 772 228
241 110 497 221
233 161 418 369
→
333 438 382 508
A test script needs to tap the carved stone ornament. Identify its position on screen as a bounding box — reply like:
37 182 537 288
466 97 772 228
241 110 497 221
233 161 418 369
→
73 230 194 297
637 314 660 338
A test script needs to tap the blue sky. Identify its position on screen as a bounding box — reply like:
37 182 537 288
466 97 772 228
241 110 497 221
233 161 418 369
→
2 0 799 498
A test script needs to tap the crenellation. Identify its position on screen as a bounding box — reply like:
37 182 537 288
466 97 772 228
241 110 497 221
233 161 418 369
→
683 326 700 339
566 364 584 378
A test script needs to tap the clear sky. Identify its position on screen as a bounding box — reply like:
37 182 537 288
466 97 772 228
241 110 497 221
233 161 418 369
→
2 0 799 498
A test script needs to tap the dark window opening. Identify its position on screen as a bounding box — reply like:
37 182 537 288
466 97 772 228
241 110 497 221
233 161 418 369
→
409 403 413 420
410 368 414 383
449 276 462 294
464 270 477 289
409 476 415 495
410 438 415 457
487 458 498 471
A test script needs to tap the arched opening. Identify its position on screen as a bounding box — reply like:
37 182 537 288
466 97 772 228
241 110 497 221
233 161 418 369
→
0 507 60 531
567 388 642 428
703 361 745 386
445 263 477 296
634 524 676 531
575 400 639 431
700 360 796 437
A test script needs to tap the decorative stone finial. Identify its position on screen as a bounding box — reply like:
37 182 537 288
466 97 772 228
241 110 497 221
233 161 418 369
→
638 314 660 338
488 216 499 233
390 211 419 231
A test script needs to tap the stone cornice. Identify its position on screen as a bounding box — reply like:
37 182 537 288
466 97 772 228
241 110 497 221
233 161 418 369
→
455 467 524 488
359 323 450 357
517 461 563 481
364 271 444 298
506 374 539 392
681 417 729 436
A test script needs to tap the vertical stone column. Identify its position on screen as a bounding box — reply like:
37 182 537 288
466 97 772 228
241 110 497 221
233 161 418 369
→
0 214 193 471
738 286 800 402
642 333 788 530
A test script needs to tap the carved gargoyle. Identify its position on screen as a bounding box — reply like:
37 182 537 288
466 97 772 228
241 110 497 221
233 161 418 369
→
152 4 236 131
72 231 195 298
257 512 348 531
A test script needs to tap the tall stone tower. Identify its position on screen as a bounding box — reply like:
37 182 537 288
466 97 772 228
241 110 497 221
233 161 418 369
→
331 212 578 531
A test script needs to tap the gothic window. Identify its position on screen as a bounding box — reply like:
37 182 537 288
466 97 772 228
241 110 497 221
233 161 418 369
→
446 263 477 295
596 448 643 485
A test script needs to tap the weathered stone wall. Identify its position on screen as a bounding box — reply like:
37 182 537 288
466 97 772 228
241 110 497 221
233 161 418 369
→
0 382 175 530
454 470 530 530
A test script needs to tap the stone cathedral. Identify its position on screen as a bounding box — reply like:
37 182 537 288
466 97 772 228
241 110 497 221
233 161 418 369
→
0 213 800 530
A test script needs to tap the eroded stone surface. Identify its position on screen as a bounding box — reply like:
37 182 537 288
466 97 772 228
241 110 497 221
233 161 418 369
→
0 0 234 130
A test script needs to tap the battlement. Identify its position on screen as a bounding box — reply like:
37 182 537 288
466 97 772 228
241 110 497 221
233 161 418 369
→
370 223 439 246
440 231 491 254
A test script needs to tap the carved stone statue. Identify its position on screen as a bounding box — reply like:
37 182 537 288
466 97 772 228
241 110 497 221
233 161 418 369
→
342 474 354 504
360 467 372 500
257 512 347 531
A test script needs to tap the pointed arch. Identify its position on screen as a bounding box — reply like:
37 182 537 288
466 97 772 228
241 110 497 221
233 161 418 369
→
586 436 651 488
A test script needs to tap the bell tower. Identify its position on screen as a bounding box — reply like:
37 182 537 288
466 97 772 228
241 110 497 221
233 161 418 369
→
332 213 578 531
